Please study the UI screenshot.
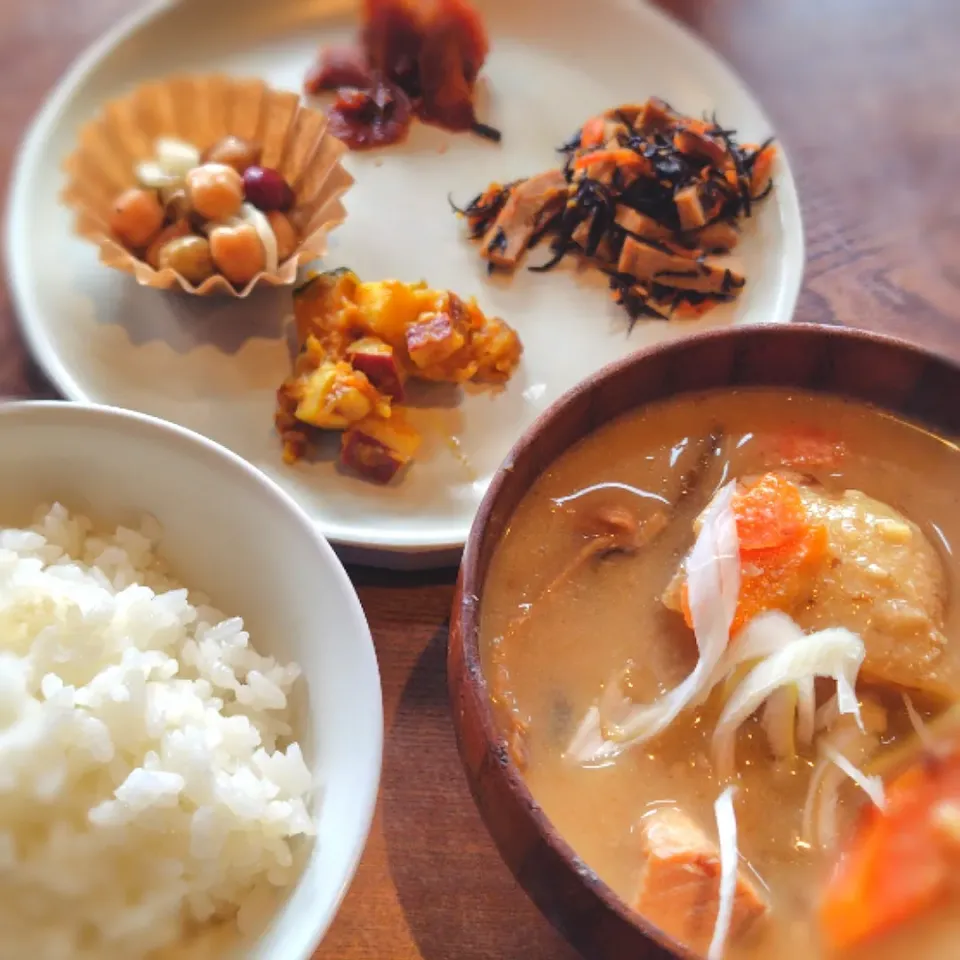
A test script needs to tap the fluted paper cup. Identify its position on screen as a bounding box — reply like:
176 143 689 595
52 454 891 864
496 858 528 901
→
61 74 354 297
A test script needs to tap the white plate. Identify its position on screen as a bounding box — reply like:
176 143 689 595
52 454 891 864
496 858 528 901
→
6 0 803 569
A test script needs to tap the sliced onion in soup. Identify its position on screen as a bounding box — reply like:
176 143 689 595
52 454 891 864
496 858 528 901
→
822 742 886 811
716 611 802 677
712 626 866 779
902 692 933 748
595 483 740 753
563 704 620 767
762 686 799 760
815 693 840 732
802 724 882 849
709 785 740 960
796 676 817 746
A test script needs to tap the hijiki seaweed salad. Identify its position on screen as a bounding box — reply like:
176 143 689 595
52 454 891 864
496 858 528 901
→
452 97 777 324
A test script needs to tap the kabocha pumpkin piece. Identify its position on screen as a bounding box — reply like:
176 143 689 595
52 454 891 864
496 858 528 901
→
290 359 388 430
276 268 521 483
61 74 353 297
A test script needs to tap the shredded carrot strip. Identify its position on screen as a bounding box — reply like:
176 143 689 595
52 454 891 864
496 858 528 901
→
580 115 605 149
681 473 828 636
672 299 715 319
754 143 777 165
821 745 960 951
572 149 649 172
750 144 777 193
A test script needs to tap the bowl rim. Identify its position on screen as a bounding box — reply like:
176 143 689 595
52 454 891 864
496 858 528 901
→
0 398 384 960
453 321 960 959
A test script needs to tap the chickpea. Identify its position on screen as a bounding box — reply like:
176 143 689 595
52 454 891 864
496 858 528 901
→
160 186 192 223
267 211 298 263
145 221 192 270
209 223 266 287
202 136 262 174
109 188 164 249
185 163 244 221
157 235 216 285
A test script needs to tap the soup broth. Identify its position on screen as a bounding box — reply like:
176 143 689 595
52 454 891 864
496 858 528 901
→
480 388 960 959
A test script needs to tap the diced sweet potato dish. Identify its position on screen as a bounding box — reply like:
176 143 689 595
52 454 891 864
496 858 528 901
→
635 806 768 954
275 268 521 482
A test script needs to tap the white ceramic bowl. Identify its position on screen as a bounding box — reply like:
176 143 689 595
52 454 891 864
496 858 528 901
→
0 401 383 959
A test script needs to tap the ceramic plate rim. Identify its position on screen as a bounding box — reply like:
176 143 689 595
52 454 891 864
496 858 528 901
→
4 0 805 560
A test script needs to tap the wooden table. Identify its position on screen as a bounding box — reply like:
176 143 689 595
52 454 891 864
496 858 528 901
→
2 1 959 956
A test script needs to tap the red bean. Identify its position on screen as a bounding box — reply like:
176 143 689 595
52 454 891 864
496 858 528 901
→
243 166 295 212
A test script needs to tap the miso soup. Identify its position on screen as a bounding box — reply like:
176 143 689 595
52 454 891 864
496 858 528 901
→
481 389 960 959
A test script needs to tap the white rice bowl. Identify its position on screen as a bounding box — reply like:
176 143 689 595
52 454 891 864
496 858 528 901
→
0 503 316 960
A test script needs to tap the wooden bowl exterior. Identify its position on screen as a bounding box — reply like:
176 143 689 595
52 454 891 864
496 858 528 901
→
448 323 960 960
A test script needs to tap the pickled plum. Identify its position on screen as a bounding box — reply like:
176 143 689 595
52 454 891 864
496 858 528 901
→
327 79 414 150
304 0 496 147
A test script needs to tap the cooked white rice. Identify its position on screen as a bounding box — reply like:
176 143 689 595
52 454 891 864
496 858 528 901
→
0 504 315 960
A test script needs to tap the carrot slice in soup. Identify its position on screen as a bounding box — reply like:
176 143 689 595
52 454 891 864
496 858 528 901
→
680 473 828 636
777 430 846 469
730 524 827 635
733 472 808 551
821 747 960 951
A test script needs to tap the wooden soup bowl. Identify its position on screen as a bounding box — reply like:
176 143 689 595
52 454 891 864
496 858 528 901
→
448 323 960 960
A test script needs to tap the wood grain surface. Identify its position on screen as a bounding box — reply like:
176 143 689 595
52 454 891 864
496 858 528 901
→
1 1 959 958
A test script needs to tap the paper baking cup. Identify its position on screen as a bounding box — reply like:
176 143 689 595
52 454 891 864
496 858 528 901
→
61 74 354 297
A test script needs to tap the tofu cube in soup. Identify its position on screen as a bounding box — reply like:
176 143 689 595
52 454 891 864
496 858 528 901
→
663 473 954 700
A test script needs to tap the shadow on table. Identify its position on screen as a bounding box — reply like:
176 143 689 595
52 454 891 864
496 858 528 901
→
382 624 580 960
